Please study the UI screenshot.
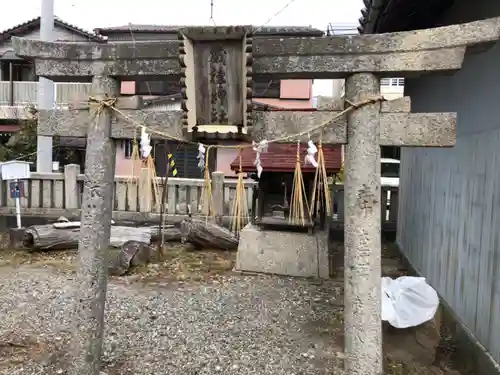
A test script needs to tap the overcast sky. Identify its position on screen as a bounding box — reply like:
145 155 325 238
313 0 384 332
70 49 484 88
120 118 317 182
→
0 0 363 96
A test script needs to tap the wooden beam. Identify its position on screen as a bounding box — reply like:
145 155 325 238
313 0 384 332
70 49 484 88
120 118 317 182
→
251 16 500 78
12 38 179 60
254 111 456 146
13 17 500 80
11 37 181 79
253 48 466 79
253 17 500 57
37 97 455 145
31 59 180 80
38 109 184 139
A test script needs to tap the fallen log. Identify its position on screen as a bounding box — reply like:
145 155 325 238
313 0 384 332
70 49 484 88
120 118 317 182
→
150 226 182 242
23 224 79 250
23 224 153 251
180 218 238 250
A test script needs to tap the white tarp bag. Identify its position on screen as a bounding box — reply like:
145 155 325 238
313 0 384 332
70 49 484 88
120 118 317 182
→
381 276 439 329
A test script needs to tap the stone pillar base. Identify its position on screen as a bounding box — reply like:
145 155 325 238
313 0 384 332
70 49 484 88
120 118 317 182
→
235 224 329 278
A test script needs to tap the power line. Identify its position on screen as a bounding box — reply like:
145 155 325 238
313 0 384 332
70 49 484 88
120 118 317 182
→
209 0 216 26
253 0 300 34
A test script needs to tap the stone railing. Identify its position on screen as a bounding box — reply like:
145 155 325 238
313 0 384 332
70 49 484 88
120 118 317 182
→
0 164 255 223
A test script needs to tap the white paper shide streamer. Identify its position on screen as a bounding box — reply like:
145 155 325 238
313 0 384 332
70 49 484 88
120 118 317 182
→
304 140 318 168
140 126 152 159
197 143 206 169
252 140 268 178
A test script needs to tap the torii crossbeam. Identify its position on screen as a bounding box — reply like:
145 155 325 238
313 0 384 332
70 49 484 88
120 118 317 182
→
11 17 500 375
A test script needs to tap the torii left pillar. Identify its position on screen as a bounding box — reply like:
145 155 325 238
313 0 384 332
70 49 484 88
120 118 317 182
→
69 75 118 375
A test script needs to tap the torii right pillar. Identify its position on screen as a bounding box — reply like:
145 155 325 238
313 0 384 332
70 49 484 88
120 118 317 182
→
252 17 500 375
344 73 383 373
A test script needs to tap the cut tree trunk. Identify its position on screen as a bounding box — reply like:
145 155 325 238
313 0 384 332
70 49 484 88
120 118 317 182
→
23 224 161 251
180 218 239 250
150 226 182 242
23 224 79 250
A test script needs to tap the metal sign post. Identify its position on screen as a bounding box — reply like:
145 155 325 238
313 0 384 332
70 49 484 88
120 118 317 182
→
9 181 23 228
1 161 31 229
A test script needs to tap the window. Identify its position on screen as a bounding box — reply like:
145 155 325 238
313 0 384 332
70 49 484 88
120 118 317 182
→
380 78 405 87
381 162 400 178
136 80 180 96
154 141 210 179
137 81 167 95
122 140 134 159
1 61 35 82
381 146 400 160
253 79 281 98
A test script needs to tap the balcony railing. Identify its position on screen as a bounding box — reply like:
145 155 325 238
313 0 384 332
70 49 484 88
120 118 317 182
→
0 81 92 108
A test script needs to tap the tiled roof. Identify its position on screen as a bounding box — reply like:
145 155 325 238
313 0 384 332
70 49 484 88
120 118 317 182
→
0 16 103 42
230 143 342 173
94 24 323 37
357 0 453 34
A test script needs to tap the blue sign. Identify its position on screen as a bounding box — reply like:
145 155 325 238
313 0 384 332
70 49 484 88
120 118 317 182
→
9 182 24 199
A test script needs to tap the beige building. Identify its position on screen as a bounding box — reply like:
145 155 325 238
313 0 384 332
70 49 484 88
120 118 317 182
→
331 77 404 101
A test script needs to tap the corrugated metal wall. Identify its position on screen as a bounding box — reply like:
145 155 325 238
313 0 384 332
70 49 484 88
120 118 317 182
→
398 36 500 362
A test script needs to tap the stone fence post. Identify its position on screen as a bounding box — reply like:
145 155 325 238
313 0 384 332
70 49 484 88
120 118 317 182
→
211 171 224 223
64 164 80 209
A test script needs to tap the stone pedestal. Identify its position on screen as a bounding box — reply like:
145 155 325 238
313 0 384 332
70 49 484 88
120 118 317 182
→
235 224 329 278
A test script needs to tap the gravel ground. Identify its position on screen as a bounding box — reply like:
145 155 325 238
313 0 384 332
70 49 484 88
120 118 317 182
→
0 262 345 375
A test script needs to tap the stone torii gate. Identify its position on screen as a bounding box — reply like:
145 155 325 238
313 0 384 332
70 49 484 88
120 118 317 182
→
12 18 500 375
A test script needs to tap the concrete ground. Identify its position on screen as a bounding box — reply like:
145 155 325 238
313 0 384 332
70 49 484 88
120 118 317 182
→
0 242 471 375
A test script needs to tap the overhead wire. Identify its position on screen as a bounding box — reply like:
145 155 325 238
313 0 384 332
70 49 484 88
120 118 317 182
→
209 0 216 26
253 0 300 34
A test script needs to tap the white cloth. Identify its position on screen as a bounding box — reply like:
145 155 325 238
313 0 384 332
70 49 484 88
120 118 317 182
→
304 140 318 168
381 276 439 329
252 140 268 178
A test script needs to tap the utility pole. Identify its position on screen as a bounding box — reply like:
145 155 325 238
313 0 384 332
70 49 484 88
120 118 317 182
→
37 0 55 172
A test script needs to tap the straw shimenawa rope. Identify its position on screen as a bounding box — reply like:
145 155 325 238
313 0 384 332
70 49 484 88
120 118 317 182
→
86 95 384 220
107 96 385 149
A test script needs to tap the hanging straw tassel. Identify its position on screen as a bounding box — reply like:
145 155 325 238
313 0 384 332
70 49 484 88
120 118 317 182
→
132 127 161 211
136 155 162 212
146 154 162 209
309 138 332 219
289 141 311 226
230 149 250 235
200 145 214 219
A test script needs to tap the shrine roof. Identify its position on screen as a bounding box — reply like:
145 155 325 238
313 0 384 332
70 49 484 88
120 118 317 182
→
94 25 324 37
230 143 342 174
357 0 454 34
